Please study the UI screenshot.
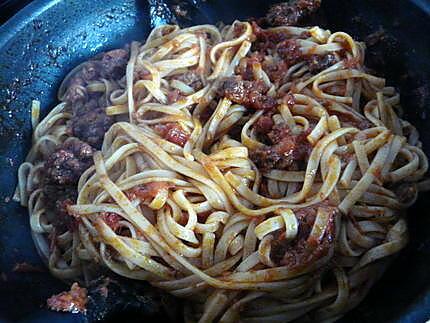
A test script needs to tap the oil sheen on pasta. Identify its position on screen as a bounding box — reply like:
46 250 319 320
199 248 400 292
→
15 18 429 322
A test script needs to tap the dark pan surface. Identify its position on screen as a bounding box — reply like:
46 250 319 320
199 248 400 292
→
0 0 429 322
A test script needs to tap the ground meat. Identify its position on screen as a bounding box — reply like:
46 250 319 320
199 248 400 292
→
262 60 289 83
65 49 127 104
255 115 274 135
251 21 290 53
236 54 265 81
45 139 95 186
276 40 304 66
81 61 102 82
42 139 94 231
218 76 277 110
265 0 322 27
306 54 337 73
199 100 218 124
100 49 129 79
271 203 338 268
43 184 77 231
65 77 86 103
127 182 175 201
47 283 88 314
100 212 122 231
251 124 312 171
70 99 114 149
154 123 190 147
173 71 203 91
63 49 128 149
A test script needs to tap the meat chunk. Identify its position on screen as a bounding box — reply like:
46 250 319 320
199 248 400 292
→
262 60 289 83
45 139 94 186
236 54 265 81
43 184 77 231
43 139 94 231
265 0 322 27
65 49 127 104
218 77 277 110
70 99 114 149
65 77 86 103
173 71 203 91
306 54 337 73
251 21 291 53
100 49 129 79
47 283 88 314
276 40 303 66
63 49 129 148
81 61 102 82
255 115 274 135
271 203 338 268
154 123 190 147
251 124 312 171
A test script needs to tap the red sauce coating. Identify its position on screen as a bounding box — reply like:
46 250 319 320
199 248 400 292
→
127 182 174 201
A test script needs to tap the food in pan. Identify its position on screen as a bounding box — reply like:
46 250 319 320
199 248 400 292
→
15 2 429 321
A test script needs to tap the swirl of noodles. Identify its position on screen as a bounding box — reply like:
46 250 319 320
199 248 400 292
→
16 21 429 322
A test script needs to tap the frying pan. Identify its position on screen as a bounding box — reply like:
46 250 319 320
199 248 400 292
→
0 0 429 322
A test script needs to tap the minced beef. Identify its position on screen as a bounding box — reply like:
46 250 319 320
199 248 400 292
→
307 54 337 73
218 76 277 110
251 21 290 53
276 40 304 66
251 123 312 171
65 77 86 103
45 139 95 186
69 98 114 149
64 49 129 149
254 115 275 135
100 49 129 79
43 184 77 231
43 139 94 231
270 203 338 268
265 0 322 27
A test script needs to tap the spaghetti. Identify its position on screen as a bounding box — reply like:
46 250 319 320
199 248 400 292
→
16 20 429 322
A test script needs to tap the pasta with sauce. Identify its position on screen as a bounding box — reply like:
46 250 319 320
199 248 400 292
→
15 16 429 322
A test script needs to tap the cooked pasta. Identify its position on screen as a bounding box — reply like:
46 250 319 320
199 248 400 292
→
15 19 429 322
